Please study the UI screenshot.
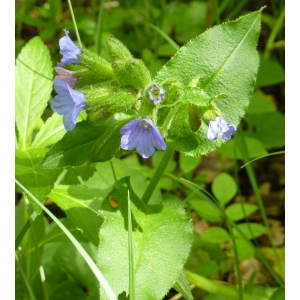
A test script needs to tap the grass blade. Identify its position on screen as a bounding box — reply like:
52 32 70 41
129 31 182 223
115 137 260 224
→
15 179 118 300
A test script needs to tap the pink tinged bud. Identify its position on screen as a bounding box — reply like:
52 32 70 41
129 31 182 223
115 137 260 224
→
54 67 78 89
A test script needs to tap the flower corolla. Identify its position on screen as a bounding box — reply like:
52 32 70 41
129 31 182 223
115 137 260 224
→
52 79 86 131
149 84 165 105
58 29 81 66
207 116 237 140
120 118 166 158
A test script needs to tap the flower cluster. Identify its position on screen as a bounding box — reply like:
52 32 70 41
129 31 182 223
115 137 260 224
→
51 31 236 159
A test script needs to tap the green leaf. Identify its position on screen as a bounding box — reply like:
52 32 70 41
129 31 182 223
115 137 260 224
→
245 111 285 149
39 218 88 245
49 185 107 245
179 153 202 173
15 148 60 213
173 270 194 300
97 178 193 300
188 199 222 222
235 239 255 260
225 203 258 221
256 54 285 87
217 136 268 159
211 173 237 207
31 113 66 148
269 288 285 300
49 281 88 300
201 227 230 244
245 93 276 115
155 9 262 156
232 223 267 239
53 242 99 299
16 36 53 149
85 159 162 205
40 114 134 168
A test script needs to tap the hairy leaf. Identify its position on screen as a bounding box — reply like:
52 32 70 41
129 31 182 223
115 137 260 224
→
97 178 193 300
155 9 262 156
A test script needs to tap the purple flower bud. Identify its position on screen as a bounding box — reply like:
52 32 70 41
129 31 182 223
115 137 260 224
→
52 79 86 131
58 29 81 66
120 118 166 158
207 116 237 141
54 67 78 89
149 84 165 105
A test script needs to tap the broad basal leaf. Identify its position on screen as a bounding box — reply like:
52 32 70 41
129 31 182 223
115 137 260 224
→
16 36 53 150
15 148 60 213
154 9 263 156
98 178 193 300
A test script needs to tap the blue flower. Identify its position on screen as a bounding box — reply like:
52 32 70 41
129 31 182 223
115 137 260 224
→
207 116 237 140
149 84 165 105
120 118 166 158
52 79 86 131
58 29 81 66
54 67 78 89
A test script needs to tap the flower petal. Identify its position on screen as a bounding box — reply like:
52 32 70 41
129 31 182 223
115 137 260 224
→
207 120 218 140
58 29 81 66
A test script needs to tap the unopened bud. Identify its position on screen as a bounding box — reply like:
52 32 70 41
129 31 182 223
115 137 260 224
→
106 36 133 61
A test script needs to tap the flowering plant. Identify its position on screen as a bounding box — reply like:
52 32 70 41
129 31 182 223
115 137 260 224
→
15 6 272 300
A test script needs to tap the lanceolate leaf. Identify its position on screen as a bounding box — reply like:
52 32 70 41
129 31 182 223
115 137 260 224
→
31 113 66 148
40 113 134 169
155 9 262 156
98 178 193 300
16 36 53 150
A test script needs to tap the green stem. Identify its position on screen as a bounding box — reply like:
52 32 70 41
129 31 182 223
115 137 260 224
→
128 190 135 299
264 7 285 58
224 212 243 299
141 147 174 204
110 160 117 182
147 23 180 51
240 151 285 168
235 129 284 283
15 253 37 300
67 0 82 47
25 198 49 300
95 0 105 54
185 270 261 300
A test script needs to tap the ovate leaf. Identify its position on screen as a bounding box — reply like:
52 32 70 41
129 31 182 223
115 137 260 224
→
225 203 258 221
98 178 193 300
155 9 262 156
16 36 53 149
211 173 237 207
201 227 230 244
233 223 267 239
